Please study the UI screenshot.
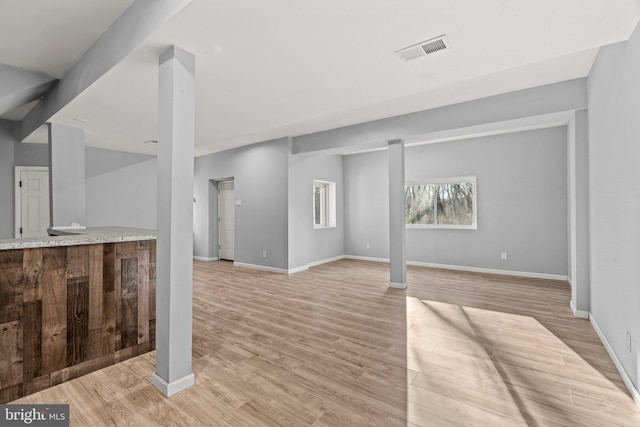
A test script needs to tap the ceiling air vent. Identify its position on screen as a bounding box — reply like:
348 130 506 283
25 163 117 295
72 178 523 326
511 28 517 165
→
396 35 450 62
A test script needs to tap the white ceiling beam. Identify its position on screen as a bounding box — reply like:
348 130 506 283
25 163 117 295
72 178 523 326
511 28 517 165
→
17 0 192 141
291 78 588 155
0 63 56 116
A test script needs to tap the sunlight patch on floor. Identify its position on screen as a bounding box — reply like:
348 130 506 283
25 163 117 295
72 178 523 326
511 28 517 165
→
405 296 639 427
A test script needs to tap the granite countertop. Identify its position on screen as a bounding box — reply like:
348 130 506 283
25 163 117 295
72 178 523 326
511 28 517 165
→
0 226 156 251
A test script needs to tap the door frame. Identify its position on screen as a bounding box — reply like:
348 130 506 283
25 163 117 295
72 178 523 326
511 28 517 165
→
217 179 235 261
15 166 50 239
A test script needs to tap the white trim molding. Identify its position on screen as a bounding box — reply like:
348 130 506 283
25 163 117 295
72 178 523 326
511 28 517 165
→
151 372 195 397
342 256 568 282
570 300 589 319
407 260 568 281
232 261 315 274
343 255 390 263
193 256 218 262
14 166 50 239
233 262 290 274
590 314 640 409
288 265 309 274
389 281 407 289
234 255 347 275
313 179 337 229
307 255 345 268
231 256 569 282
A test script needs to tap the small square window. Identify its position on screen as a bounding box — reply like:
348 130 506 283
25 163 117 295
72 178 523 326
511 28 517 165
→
313 180 336 228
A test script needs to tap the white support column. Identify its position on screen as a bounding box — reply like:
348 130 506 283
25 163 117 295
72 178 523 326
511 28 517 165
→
568 110 590 319
49 123 86 227
389 139 407 289
151 46 196 397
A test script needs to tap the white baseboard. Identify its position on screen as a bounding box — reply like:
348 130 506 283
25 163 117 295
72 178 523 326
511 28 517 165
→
233 262 289 274
193 256 218 262
307 255 345 268
389 281 407 289
407 260 568 281
238 255 346 275
570 300 589 319
589 314 640 409
342 255 567 281
288 265 309 274
151 372 195 397
233 255 568 282
343 255 389 263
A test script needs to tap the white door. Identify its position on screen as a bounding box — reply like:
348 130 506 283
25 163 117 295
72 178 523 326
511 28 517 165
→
218 181 235 261
16 168 50 238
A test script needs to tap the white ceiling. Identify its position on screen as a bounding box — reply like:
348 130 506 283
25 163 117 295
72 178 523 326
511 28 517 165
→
2 0 640 156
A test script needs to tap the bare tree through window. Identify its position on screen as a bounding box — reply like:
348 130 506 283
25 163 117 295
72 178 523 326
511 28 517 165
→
405 178 475 227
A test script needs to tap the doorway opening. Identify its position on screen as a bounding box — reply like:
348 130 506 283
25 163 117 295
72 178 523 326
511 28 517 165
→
218 180 235 261
14 166 50 239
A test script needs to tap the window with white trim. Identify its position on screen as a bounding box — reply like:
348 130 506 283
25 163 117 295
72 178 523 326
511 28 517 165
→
314 180 336 228
405 177 476 229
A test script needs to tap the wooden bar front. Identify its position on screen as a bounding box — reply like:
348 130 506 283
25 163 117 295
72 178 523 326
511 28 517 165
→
0 240 156 403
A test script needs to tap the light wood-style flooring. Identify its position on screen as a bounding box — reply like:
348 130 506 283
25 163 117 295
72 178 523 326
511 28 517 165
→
15 259 640 426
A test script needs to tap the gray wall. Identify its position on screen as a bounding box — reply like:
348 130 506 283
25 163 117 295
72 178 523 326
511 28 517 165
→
85 147 157 229
194 138 289 270
86 146 155 179
344 127 568 276
294 78 587 155
0 120 15 239
588 24 640 389
4 139 158 234
288 153 344 269
14 142 49 167
344 150 390 259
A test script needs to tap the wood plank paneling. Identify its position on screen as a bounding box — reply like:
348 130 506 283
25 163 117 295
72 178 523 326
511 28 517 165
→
0 251 24 323
41 247 67 375
114 244 122 351
0 384 21 404
118 242 139 260
22 300 42 381
137 242 149 345
0 240 155 403
88 245 104 359
148 241 156 319
102 244 116 355
0 321 22 389
148 241 156 348
22 249 43 302
120 257 139 349
66 246 89 280
149 320 156 350
22 375 50 396
67 277 89 366
67 354 114 381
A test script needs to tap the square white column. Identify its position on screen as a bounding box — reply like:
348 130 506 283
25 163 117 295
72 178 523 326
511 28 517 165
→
389 139 407 289
152 45 196 397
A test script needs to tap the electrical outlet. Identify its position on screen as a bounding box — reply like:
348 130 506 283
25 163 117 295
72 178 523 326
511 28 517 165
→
366 243 370 249
262 250 267 258
627 331 632 352
501 252 508 261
